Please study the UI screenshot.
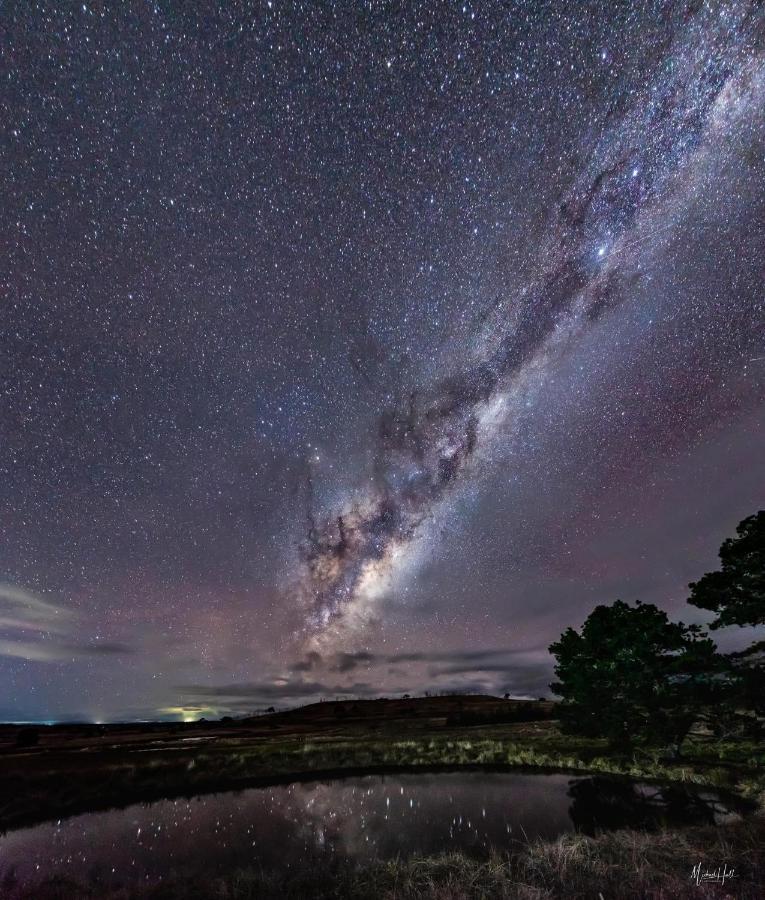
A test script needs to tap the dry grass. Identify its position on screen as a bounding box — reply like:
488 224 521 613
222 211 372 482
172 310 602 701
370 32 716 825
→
3 720 764 832
4 719 764 898
10 807 765 899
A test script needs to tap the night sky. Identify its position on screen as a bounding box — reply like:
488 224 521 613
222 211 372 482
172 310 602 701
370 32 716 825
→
2 1 764 722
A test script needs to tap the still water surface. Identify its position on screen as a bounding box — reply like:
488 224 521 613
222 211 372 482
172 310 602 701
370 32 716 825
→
0 771 744 891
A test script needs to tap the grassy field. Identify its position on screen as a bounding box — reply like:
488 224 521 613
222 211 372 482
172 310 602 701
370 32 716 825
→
2 697 764 898
22 822 760 900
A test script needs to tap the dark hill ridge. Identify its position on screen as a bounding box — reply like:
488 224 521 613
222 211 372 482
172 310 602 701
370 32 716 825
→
244 694 555 727
0 695 555 753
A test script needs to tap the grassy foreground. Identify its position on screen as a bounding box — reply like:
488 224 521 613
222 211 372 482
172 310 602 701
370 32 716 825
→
3 700 764 898
11 816 765 899
3 719 764 831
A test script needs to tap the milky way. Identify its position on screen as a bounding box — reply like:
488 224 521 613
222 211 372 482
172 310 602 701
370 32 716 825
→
2 2 764 719
298 2 765 648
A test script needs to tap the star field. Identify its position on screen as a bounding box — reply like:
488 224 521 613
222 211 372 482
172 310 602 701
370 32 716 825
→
1 1 764 721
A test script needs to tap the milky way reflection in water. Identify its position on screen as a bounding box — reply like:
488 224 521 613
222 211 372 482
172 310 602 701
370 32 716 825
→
0 772 745 892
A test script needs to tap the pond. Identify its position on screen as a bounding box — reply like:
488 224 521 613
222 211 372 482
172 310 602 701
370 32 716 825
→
0 771 746 893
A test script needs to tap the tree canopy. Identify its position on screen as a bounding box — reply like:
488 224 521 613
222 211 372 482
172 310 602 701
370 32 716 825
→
548 511 764 750
688 510 764 629
688 511 765 728
549 600 720 753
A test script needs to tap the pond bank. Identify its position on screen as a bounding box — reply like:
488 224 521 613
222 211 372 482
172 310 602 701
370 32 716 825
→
2 720 764 831
6 813 765 899
3 720 764 898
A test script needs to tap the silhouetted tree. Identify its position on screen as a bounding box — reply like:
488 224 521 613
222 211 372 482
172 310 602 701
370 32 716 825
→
550 600 721 755
689 511 764 629
688 511 765 728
